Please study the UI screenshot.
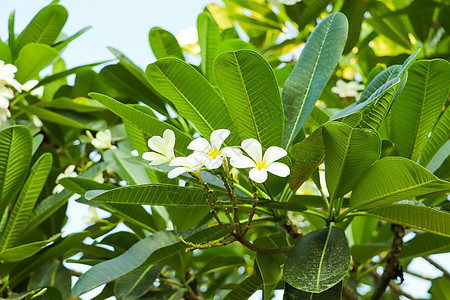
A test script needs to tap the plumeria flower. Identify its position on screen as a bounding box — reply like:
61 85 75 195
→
142 129 176 165
22 80 44 98
176 27 200 55
331 80 365 99
230 138 290 183
88 129 116 150
168 152 207 179
0 85 13 121
0 60 22 92
188 129 241 169
268 0 301 6
52 165 77 194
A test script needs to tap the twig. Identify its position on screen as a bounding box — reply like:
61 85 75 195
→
370 270 417 300
241 181 259 236
404 269 433 281
277 217 303 241
233 235 293 254
423 256 450 279
342 282 359 300
371 224 406 300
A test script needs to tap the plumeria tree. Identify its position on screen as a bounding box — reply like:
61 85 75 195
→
0 1 449 300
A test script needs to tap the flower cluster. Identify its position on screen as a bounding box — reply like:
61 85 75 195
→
331 79 365 99
86 129 116 150
0 60 44 122
142 129 290 183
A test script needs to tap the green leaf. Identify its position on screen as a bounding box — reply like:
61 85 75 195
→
351 243 391 264
196 256 245 277
198 12 222 83
149 27 184 60
341 0 369 54
323 122 381 201
146 58 238 142
8 11 15 61
0 126 32 216
115 264 163 300
72 226 227 297
366 203 450 237
401 233 450 260
86 184 307 211
15 5 67 55
285 0 332 30
14 43 59 82
103 147 150 185
0 234 60 263
289 127 325 191
216 39 257 56
223 273 262 300
53 26 91 51
38 97 105 113
89 93 191 155
214 50 284 147
283 13 348 148
429 276 450 299
349 157 450 210
358 65 401 104
420 107 450 167
391 59 450 161
284 226 350 293
0 39 12 64
0 153 52 250
283 281 343 300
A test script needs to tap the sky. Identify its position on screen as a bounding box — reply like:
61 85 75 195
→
1 1 449 299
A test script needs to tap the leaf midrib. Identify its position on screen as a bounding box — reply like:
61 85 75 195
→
154 64 215 135
286 13 336 147
316 226 333 290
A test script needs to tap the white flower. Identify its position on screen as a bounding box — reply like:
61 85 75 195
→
93 172 104 183
22 80 44 98
168 152 207 179
52 165 77 194
187 129 241 169
230 138 290 183
90 129 115 150
0 60 22 92
32 115 43 127
142 129 176 165
130 150 139 156
331 80 365 98
176 27 198 46
268 0 301 6
0 97 11 121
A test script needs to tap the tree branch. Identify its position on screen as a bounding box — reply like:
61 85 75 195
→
371 224 405 300
423 256 450 279
342 282 359 300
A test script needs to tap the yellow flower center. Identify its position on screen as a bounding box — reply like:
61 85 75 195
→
256 161 267 170
208 148 220 159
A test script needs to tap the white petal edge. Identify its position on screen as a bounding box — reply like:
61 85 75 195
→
205 156 222 169
142 152 164 161
263 146 287 165
249 168 268 183
220 146 242 159
210 129 230 150
241 138 262 163
230 155 256 169
168 167 190 179
266 162 290 177
150 157 171 165
187 138 211 152
148 136 167 154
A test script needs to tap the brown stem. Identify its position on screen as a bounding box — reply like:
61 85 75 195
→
184 268 203 300
423 256 450 279
220 173 241 235
404 269 433 281
277 217 304 241
371 224 406 300
342 282 359 300
370 270 417 300
241 181 259 236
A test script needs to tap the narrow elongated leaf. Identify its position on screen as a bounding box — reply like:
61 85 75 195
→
282 13 348 148
323 122 381 201
198 12 222 83
284 226 350 293
224 273 262 300
214 50 284 147
149 27 184 60
289 127 325 191
15 5 67 54
341 0 369 54
358 65 401 104
73 225 227 297
0 126 32 215
115 264 163 300
86 184 307 211
401 233 450 260
286 0 332 30
0 234 60 263
146 58 237 142
350 157 450 210
14 43 59 82
420 107 450 167
391 59 450 161
53 26 91 51
89 93 191 155
284 281 343 300
366 203 450 237
0 153 52 250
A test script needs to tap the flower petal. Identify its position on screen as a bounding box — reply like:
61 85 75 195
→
266 162 290 177
230 155 256 169
249 168 268 183
241 138 262 163
210 129 230 150
186 152 207 167
263 146 287 165
220 146 242 159
168 167 189 179
150 157 171 165
205 156 223 169
187 138 211 152
170 157 188 166
142 151 165 161
148 136 167 154
163 129 176 159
